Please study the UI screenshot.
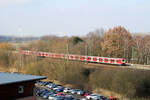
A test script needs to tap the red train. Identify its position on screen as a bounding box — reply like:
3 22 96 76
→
21 50 126 65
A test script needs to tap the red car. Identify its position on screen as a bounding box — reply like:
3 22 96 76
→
57 92 66 97
84 93 90 98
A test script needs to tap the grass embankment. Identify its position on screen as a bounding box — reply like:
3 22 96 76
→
22 60 150 100
90 70 150 100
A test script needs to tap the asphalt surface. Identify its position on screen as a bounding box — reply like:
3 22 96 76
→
37 97 47 100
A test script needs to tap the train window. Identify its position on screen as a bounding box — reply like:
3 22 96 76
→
71 56 73 58
38 53 41 56
111 59 114 62
105 59 108 62
87 57 91 60
75 56 79 60
81 57 85 59
93 58 97 61
117 60 121 63
99 58 103 62
48 54 51 57
80 57 85 61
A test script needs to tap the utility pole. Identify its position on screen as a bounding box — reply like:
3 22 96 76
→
66 42 69 61
85 43 88 56
85 43 88 64
132 47 134 64
124 48 126 59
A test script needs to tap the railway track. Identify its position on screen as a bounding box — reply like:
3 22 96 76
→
42 58 150 71
14 50 150 71
85 63 128 70
85 62 150 71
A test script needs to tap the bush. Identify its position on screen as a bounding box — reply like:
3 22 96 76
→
89 69 150 98
24 60 88 89
24 61 46 75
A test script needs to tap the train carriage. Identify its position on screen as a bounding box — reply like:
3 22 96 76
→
21 50 126 65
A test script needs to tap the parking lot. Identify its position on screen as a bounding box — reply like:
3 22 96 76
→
35 81 116 100
36 84 84 100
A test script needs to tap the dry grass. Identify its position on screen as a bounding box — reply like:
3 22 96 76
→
93 88 150 100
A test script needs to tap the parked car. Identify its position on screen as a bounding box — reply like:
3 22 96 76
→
48 83 57 89
86 94 102 100
63 88 71 93
56 87 64 92
42 81 50 86
54 96 65 100
43 92 53 99
77 90 85 95
46 83 55 88
70 89 78 94
57 92 66 97
40 91 49 97
48 94 57 100
84 93 90 98
53 86 63 91
98 96 110 100
64 95 75 100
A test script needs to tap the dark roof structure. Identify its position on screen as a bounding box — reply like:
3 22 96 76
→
0 72 47 85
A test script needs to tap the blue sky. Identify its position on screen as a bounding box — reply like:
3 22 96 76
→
0 0 150 36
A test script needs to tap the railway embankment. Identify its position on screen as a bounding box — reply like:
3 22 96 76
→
21 60 150 99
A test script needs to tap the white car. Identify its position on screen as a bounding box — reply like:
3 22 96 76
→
86 94 102 100
70 89 77 94
46 84 51 88
63 88 71 93
48 94 57 100
77 90 84 95
52 86 62 91
48 84 57 89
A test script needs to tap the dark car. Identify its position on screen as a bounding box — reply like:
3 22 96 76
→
40 90 49 97
65 95 75 100
56 87 64 92
55 96 65 100
43 92 53 99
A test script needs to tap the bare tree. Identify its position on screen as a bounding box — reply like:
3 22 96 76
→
86 28 105 56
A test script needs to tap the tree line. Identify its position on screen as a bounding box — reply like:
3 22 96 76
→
23 26 150 65
0 26 149 68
